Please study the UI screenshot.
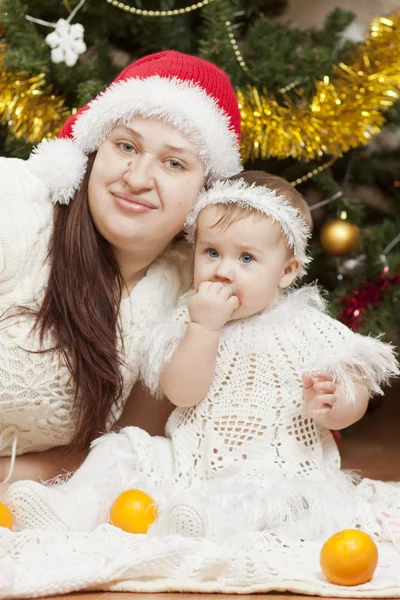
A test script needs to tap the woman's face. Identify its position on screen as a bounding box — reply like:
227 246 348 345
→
88 115 206 257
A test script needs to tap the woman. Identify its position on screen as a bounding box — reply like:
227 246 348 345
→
0 50 242 493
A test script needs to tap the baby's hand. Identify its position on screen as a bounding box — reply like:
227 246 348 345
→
302 371 338 425
189 281 239 332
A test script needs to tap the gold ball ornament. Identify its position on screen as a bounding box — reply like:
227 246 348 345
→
320 218 360 257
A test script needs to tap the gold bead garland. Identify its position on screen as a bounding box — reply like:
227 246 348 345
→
279 79 301 94
225 20 249 72
105 1 297 86
290 157 336 187
105 0 215 17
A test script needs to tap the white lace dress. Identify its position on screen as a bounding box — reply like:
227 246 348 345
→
0 157 188 476
98 285 400 542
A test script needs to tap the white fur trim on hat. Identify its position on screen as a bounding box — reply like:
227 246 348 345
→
27 138 88 205
72 76 242 180
186 178 312 276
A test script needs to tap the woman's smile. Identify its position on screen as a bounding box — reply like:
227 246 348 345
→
111 190 156 214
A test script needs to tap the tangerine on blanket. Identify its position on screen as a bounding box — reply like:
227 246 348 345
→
0 502 13 530
320 529 378 586
110 489 158 534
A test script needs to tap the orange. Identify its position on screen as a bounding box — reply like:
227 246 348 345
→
320 529 378 586
0 502 13 530
109 489 158 534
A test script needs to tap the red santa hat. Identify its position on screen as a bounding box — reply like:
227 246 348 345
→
27 50 242 204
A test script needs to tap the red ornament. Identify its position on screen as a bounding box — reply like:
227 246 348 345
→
338 270 400 331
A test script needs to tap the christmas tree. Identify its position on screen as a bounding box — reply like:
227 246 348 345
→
1 0 399 339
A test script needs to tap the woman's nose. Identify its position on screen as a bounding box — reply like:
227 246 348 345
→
122 156 155 190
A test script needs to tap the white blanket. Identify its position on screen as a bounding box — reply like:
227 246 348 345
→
0 525 399 598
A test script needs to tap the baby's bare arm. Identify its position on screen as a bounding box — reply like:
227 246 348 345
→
161 282 238 408
160 322 221 407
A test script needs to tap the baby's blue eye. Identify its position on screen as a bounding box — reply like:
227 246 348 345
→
240 253 253 264
207 248 219 258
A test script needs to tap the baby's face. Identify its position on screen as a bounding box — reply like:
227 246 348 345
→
194 205 299 320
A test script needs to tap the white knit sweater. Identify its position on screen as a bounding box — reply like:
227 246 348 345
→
0 157 188 460
141 286 399 488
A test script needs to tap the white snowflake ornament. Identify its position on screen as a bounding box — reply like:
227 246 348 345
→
45 19 86 67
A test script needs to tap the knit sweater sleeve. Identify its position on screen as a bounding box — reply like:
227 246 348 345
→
0 157 52 293
294 287 399 402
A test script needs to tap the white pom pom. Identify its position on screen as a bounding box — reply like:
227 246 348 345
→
51 47 64 64
27 138 88 205
70 23 84 39
65 48 79 67
45 30 59 49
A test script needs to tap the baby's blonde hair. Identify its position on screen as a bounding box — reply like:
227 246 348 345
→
209 171 313 238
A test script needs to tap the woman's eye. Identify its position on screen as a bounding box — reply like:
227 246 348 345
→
118 142 136 153
240 253 253 264
207 248 219 259
166 159 184 170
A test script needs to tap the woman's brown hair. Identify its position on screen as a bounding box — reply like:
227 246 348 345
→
34 153 125 451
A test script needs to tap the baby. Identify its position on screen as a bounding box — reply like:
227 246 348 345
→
6 171 399 544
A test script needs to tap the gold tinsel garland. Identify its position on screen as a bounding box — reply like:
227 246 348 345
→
1 12 400 157
0 49 71 143
239 13 400 162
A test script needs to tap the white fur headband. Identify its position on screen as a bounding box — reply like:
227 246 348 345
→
185 178 312 276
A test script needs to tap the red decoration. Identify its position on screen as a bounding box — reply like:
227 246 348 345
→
338 268 400 331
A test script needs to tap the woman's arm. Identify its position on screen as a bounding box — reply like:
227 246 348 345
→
0 447 86 502
0 382 172 500
0 381 170 496
115 380 174 436
0 445 86 485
